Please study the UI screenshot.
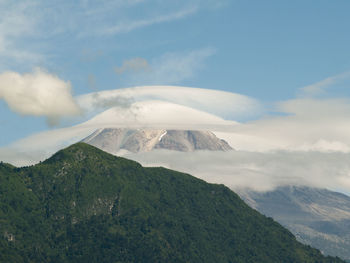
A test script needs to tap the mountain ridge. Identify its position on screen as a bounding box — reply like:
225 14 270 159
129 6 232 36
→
0 143 345 262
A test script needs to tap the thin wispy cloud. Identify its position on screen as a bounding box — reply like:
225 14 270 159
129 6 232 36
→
0 1 43 68
299 71 350 97
117 48 216 86
98 6 198 36
148 47 216 84
0 1 205 69
115 57 151 74
81 0 147 16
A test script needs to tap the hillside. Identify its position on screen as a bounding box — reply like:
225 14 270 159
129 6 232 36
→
0 143 345 262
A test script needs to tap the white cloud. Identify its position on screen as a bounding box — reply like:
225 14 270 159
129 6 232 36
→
4 85 350 194
214 98 350 153
16 85 350 155
0 86 260 161
5 85 350 156
0 69 81 124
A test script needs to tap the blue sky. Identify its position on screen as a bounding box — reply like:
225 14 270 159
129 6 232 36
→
1 0 350 146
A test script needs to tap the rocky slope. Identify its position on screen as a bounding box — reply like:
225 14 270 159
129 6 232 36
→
82 128 233 153
239 186 350 261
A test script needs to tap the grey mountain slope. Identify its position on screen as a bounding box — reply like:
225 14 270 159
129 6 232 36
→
238 186 350 261
82 128 233 153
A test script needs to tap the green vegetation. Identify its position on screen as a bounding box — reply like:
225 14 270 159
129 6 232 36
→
0 143 345 262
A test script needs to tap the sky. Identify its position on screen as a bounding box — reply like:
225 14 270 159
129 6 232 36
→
1 1 350 193
1 0 350 145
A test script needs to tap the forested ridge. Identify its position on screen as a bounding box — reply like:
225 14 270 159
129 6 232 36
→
0 143 345 262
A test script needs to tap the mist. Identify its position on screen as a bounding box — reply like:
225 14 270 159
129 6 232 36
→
122 150 350 194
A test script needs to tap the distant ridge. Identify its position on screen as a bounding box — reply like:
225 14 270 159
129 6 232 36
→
239 186 350 261
82 128 233 153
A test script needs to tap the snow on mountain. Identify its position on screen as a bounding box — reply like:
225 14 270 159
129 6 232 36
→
82 128 233 154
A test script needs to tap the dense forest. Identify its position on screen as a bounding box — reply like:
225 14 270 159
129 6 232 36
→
0 143 345 262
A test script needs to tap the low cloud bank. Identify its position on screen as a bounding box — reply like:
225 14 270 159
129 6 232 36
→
0 147 46 167
123 150 350 194
3 144 350 195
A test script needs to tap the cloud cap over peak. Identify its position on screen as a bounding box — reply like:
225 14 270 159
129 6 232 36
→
78 85 262 121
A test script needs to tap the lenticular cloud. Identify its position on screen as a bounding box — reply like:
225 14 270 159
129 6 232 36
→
77 85 262 121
